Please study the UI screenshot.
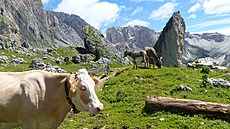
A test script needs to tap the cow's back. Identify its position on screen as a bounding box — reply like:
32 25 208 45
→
0 70 47 126
0 72 26 123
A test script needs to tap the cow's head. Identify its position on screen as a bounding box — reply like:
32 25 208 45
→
67 69 103 115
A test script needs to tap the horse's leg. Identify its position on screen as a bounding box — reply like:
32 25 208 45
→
153 60 156 68
149 57 154 68
143 56 146 67
134 58 137 69
133 58 136 69
144 55 148 68
145 55 148 68
147 56 151 67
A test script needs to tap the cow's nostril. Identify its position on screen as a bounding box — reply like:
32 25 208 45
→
96 105 103 112
96 107 101 112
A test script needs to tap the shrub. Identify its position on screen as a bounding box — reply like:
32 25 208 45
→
200 74 209 87
200 66 210 74
94 47 102 61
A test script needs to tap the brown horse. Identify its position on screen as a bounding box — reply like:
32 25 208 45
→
123 49 147 69
144 46 162 68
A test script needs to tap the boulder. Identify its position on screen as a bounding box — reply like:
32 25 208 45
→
207 78 230 88
12 58 25 64
64 56 71 63
71 55 81 64
21 41 31 48
29 58 45 69
43 63 67 73
97 57 112 64
80 55 94 63
179 84 192 92
56 56 64 64
187 57 227 70
47 48 53 53
0 56 8 64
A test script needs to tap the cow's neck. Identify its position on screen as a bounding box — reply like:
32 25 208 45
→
64 79 79 113
45 73 73 120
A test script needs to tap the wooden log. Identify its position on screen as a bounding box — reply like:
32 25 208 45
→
146 96 230 121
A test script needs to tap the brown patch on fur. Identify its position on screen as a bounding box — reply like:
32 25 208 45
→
80 90 90 105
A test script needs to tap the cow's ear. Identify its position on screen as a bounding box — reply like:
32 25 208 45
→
92 76 99 85
68 74 77 92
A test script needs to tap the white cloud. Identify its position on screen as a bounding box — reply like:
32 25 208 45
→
206 27 230 35
54 0 120 29
149 2 178 20
123 19 150 27
130 0 164 2
202 0 230 14
188 17 230 29
42 0 50 4
131 7 143 16
189 14 196 19
188 3 201 13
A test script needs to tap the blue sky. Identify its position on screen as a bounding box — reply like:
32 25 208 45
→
42 0 230 35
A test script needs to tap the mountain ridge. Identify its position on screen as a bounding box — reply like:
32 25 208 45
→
0 0 229 67
106 25 230 67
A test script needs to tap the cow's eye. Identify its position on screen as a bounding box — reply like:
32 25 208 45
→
80 86 87 91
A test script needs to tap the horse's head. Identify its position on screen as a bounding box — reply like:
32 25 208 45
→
156 56 163 68
123 49 128 58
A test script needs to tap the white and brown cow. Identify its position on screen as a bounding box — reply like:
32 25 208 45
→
0 69 103 129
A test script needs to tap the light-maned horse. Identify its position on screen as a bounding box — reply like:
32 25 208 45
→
144 46 162 68
123 49 148 69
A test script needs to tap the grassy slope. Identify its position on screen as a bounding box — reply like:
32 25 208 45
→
1 48 229 128
59 66 230 129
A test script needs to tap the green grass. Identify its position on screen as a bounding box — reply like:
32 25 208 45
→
59 66 230 129
1 48 229 128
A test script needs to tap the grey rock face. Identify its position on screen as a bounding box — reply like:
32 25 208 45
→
201 33 225 42
154 11 185 67
106 25 159 51
50 11 87 41
0 0 123 63
184 32 230 68
0 0 90 48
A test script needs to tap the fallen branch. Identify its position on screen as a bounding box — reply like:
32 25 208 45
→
95 68 128 91
146 96 230 121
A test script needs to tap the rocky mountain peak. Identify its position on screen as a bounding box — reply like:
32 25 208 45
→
154 11 186 67
185 32 226 42
106 25 159 51
0 0 95 48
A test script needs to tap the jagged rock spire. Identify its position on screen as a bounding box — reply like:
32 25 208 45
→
154 11 186 67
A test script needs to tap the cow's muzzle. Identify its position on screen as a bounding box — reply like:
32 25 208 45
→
93 104 103 115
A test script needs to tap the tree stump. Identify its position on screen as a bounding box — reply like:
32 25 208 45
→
146 96 230 121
